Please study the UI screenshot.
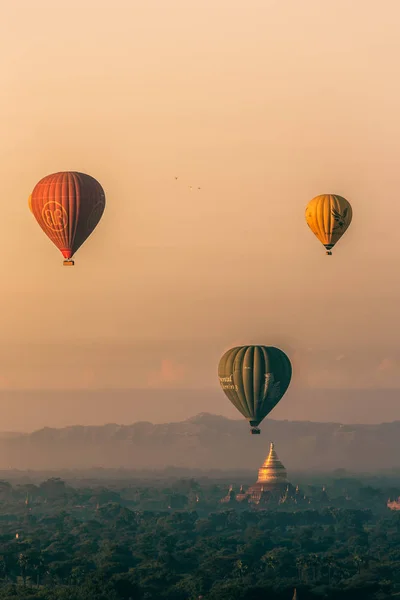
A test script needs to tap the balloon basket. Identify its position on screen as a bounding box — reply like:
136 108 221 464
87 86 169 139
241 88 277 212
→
250 428 261 435
326 251 332 256
63 260 75 266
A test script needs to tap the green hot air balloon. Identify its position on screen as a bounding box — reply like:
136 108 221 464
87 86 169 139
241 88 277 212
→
218 346 292 434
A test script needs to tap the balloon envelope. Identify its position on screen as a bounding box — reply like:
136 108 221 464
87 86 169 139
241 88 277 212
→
29 171 105 261
305 194 352 255
218 345 292 433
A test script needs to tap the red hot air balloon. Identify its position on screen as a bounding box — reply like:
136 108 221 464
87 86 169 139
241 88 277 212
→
29 171 105 266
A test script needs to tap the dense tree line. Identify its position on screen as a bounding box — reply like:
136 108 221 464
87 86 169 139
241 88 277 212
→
0 476 398 598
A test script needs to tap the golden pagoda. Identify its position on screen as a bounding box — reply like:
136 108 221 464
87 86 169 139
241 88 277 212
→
219 442 307 507
256 442 287 488
237 441 293 505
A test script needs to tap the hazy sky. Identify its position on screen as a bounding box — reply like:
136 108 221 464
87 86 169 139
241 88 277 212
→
1 0 400 429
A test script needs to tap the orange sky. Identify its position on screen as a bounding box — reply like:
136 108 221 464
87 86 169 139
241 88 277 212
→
0 0 400 427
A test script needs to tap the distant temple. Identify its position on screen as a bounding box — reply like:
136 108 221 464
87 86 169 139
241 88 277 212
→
221 442 314 507
387 497 400 511
221 485 237 505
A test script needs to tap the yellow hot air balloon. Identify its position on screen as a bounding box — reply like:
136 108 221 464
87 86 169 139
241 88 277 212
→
305 194 352 255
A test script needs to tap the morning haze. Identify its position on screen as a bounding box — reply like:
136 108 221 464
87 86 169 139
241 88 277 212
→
0 0 399 430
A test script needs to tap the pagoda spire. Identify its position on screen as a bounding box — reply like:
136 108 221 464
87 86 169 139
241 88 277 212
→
257 442 287 484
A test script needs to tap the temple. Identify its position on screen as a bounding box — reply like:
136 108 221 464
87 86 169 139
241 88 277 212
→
221 442 316 507
243 441 294 503
387 497 400 511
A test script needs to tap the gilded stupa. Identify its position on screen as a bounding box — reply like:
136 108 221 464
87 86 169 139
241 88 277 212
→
220 443 313 507
235 442 295 505
256 442 288 489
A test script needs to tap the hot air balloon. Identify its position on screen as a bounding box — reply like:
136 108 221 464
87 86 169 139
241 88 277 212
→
29 171 105 266
305 194 352 255
218 345 292 434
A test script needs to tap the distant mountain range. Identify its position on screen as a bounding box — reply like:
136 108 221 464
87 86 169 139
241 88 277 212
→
1 413 400 472
1 388 400 432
